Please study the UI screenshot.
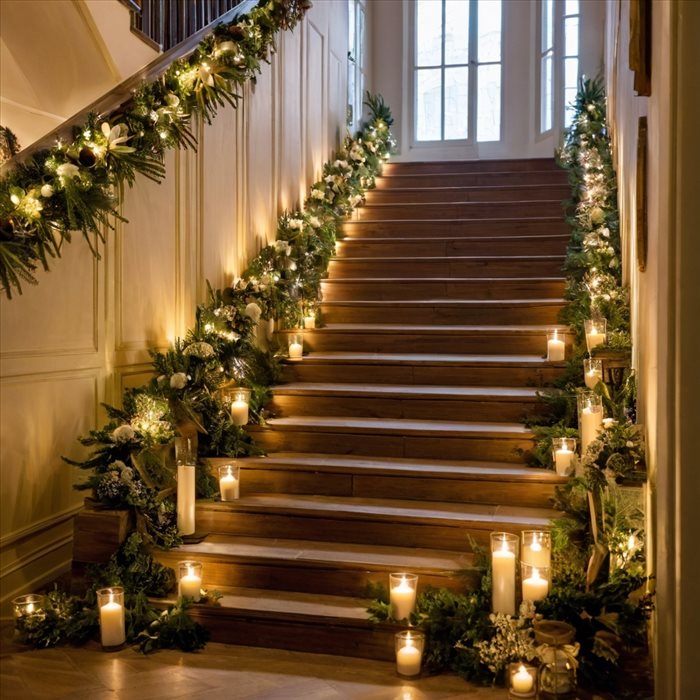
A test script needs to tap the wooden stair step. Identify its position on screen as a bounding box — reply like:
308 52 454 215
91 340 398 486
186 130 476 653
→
247 416 533 461
268 382 546 422
365 183 571 204
382 158 561 174
196 494 557 550
356 200 565 220
321 277 565 301
281 351 566 386
327 255 565 279
154 533 475 596
336 234 569 257
212 452 563 508
283 324 569 355
154 586 396 661
319 299 565 325
376 169 568 188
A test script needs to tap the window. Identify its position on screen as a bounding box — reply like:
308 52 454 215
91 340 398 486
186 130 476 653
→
348 0 366 130
413 0 502 143
540 0 580 133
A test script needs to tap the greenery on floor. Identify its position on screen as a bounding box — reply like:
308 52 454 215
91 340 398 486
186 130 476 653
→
366 79 652 698
0 0 312 298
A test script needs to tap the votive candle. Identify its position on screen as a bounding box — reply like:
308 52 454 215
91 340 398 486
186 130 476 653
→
97 587 126 649
395 630 425 677
219 463 240 501
178 560 203 602
390 573 418 620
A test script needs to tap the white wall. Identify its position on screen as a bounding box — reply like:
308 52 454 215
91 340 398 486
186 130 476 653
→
367 0 605 161
605 1 700 698
0 1 348 609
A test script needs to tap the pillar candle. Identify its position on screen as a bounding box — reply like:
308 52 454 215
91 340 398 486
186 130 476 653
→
522 568 549 601
396 636 422 676
99 597 126 648
512 664 535 693
179 566 202 602
554 445 574 476
219 472 239 501
303 315 316 329
390 577 417 620
586 326 606 351
177 464 196 535
230 399 249 426
580 403 603 456
492 546 516 615
289 342 303 359
547 332 565 361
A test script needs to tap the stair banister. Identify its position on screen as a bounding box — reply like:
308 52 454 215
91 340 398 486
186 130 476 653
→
0 0 258 175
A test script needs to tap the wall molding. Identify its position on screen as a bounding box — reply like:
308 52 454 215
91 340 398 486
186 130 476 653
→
0 503 81 550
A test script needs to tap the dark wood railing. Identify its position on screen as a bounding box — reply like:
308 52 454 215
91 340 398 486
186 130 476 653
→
120 0 244 51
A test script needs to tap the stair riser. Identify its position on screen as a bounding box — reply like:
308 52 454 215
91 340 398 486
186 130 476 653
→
249 429 531 463
270 394 541 422
365 185 571 205
282 363 564 387
320 303 564 325
321 279 565 301
299 332 557 355
383 159 561 174
327 258 565 279
197 506 540 551
342 219 569 238
237 466 556 509
376 171 568 188
337 237 569 257
153 551 469 598
357 201 564 220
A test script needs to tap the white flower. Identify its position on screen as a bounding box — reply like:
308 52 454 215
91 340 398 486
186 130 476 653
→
274 240 291 255
165 92 180 108
112 425 135 443
56 163 80 179
333 159 349 169
157 375 167 385
288 261 297 271
311 188 325 200
245 302 262 322
40 184 54 198
101 122 132 152
350 194 363 206
287 218 304 230
170 372 188 390
307 216 321 228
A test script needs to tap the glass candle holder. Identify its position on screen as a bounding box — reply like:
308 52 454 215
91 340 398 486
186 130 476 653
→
491 532 518 615
96 586 126 649
508 662 537 698
546 329 566 362
218 463 240 501
552 437 576 476
222 387 250 426
288 331 304 360
521 530 551 569
521 563 550 602
389 572 418 620
12 594 43 618
178 560 203 602
395 630 425 678
176 460 196 536
174 436 195 465
584 318 607 353
303 310 316 329
534 620 579 700
583 358 603 389
577 391 604 457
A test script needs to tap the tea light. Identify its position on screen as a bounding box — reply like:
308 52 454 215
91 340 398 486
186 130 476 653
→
491 532 517 615
509 662 536 698
546 329 566 361
577 391 604 457
288 331 304 360
177 463 196 535
521 530 551 569
219 463 240 501
584 318 607 352
521 563 549 601
390 573 418 620
583 357 603 389
552 437 576 476
178 560 203 602
303 314 316 329
395 630 425 677
12 594 43 618
97 587 126 649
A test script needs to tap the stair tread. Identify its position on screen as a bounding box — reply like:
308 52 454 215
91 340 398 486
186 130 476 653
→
368 184 567 193
170 533 474 572
331 254 565 262
320 298 565 306
287 323 567 333
202 493 557 525
322 276 565 282
340 234 569 243
232 452 564 481
343 215 565 224
251 416 531 435
288 351 558 365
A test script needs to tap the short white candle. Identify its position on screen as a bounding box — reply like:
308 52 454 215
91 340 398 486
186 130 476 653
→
390 576 417 620
492 543 516 615
289 342 303 359
586 326 606 351
179 565 202 602
396 635 422 676
554 445 575 476
26 602 35 614
230 399 249 426
580 402 603 456
547 331 565 361
177 464 196 535
99 596 126 648
522 567 549 601
303 315 315 329
512 664 535 693
219 472 239 501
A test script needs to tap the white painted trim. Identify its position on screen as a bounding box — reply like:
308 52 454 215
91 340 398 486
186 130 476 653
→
0 503 82 549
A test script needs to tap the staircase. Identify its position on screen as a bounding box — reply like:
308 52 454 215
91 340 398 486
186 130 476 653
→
155 158 570 661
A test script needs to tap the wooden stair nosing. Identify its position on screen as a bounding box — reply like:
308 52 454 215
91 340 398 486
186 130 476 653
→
280 323 570 335
382 158 561 173
376 170 569 188
281 351 563 367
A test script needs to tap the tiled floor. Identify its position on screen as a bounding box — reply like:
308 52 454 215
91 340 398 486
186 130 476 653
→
0 632 509 700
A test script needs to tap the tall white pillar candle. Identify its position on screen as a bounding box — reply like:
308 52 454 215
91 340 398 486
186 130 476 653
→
177 464 196 535
390 573 417 620
580 404 603 456
491 533 517 616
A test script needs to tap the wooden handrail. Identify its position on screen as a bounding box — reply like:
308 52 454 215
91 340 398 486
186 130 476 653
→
1 0 258 173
